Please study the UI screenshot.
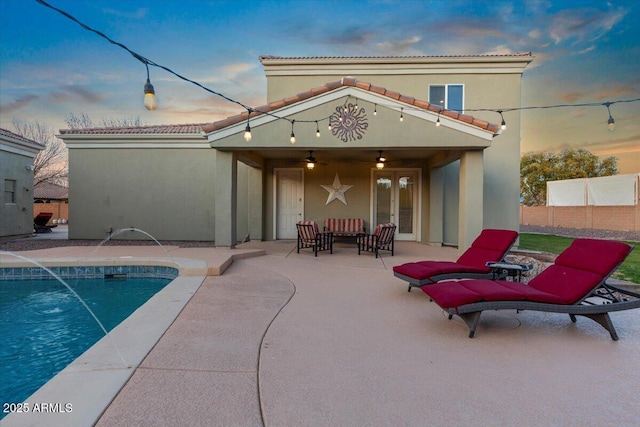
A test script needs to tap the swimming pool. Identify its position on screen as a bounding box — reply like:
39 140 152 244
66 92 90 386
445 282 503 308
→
0 266 177 416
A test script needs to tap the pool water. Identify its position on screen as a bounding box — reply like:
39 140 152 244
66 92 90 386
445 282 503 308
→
0 277 172 410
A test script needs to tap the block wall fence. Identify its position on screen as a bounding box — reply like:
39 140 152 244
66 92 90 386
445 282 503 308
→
520 205 640 232
34 202 69 224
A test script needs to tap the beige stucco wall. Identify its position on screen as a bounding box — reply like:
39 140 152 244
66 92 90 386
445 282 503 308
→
262 57 529 243
68 148 220 241
0 150 37 238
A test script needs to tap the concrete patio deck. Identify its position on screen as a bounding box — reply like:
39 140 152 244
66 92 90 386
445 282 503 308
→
2 239 639 426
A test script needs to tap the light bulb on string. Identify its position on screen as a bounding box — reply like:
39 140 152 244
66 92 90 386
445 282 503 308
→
316 121 321 138
290 120 296 144
435 110 441 127
498 110 506 130
400 108 404 122
604 102 615 131
243 110 252 142
143 63 157 111
374 104 377 116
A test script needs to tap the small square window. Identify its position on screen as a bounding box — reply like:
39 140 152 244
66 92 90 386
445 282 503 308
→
4 179 17 204
429 84 464 113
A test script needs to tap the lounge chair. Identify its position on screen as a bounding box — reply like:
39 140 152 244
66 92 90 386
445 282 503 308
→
296 220 333 256
421 238 639 340
34 212 57 233
393 229 518 292
357 223 396 258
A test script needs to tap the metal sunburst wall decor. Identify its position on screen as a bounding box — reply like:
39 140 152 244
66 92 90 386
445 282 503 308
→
329 102 368 142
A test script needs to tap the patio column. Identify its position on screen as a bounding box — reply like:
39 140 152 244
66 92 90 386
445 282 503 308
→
215 150 237 248
248 165 263 240
429 167 444 246
458 150 483 252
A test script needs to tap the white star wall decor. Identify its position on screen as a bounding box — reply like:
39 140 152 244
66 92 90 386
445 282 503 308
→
321 173 353 205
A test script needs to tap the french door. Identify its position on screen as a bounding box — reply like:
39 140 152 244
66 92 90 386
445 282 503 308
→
275 169 303 239
373 169 420 241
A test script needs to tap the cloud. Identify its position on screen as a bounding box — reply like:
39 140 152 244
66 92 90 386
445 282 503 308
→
320 26 376 46
0 95 39 114
576 45 596 55
49 86 105 104
528 28 542 39
592 80 640 100
375 36 422 54
559 92 584 103
548 6 627 45
102 7 148 19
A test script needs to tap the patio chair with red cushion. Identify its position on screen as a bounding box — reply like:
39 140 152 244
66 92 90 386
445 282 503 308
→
394 229 519 292
421 238 639 340
296 220 333 257
34 212 57 233
358 223 396 258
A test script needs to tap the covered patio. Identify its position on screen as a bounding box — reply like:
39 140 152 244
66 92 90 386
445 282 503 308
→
2 239 638 426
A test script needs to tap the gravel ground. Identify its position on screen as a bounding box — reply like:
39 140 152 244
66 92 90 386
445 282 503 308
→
2 225 637 253
0 237 216 252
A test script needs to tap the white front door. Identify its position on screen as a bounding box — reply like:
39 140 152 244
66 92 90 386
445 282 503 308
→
276 169 303 239
373 169 420 241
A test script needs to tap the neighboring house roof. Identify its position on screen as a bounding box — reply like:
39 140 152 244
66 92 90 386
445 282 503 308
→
34 182 69 200
0 127 46 151
201 77 500 134
59 123 207 135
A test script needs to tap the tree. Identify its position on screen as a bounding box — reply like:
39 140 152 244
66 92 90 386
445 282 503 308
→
520 148 618 206
65 112 142 129
12 119 68 186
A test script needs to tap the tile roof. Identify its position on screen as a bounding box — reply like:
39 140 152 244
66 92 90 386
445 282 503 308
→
260 53 533 61
0 127 46 148
202 77 500 134
34 182 69 200
59 123 207 135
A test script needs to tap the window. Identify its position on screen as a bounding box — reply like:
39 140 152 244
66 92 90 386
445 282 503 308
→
428 84 464 112
4 179 16 204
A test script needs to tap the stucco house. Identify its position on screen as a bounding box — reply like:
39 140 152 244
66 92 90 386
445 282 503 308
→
59 54 533 250
1 128 45 239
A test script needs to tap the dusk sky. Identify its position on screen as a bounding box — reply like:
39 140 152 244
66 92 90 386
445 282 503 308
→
1 0 638 173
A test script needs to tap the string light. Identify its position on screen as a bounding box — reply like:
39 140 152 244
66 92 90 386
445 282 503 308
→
143 63 157 110
290 120 296 144
35 0 640 138
243 110 252 142
603 102 615 131
316 121 321 138
435 110 441 127
373 104 377 116
399 107 404 122
498 110 506 130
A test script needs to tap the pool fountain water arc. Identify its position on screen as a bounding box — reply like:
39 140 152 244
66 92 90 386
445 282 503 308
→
89 227 176 263
0 251 129 368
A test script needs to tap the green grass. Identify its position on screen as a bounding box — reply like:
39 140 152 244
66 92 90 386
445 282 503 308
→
519 233 639 284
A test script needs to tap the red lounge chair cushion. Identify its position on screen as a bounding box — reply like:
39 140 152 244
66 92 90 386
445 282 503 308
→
471 229 519 252
393 261 488 279
456 247 503 271
555 238 631 277
527 265 603 304
423 280 528 308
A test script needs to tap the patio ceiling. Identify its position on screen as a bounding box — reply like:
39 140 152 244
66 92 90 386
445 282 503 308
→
233 146 466 169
